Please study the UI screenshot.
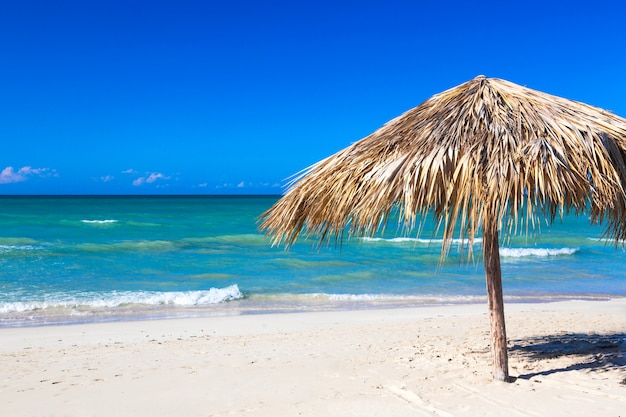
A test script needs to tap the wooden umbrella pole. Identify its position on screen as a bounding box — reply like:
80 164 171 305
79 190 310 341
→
483 214 510 382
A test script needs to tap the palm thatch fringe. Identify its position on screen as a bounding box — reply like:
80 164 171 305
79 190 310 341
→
260 76 626 259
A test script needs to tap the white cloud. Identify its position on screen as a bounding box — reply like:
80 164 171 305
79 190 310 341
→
259 182 283 189
0 166 57 184
122 169 137 175
212 181 281 191
98 175 115 182
131 172 170 187
146 173 167 183
0 167 25 184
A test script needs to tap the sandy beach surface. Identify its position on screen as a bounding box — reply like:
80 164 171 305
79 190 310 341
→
1 299 625 417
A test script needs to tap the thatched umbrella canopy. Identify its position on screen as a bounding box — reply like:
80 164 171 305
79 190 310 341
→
259 76 626 382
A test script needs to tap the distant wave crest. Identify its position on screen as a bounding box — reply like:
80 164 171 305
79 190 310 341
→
499 247 578 258
0 244 39 252
326 293 483 303
0 284 243 314
81 219 119 224
361 237 482 244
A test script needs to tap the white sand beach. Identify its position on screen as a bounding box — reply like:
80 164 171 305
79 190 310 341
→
1 299 625 417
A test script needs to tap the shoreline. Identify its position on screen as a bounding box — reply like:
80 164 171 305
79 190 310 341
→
1 299 625 416
1 292 620 329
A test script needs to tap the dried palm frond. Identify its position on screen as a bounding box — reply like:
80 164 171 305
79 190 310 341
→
260 76 626 259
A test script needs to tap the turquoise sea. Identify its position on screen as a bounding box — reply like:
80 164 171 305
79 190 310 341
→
0 195 624 327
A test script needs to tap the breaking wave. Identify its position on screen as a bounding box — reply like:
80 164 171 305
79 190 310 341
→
499 248 579 258
81 219 119 224
0 284 243 314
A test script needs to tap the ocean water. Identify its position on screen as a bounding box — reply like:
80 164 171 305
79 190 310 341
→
0 195 624 327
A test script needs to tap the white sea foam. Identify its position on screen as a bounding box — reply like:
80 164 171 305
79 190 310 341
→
0 284 243 314
361 237 482 244
326 293 483 303
361 237 421 243
0 244 39 251
81 219 119 224
586 237 610 242
313 292 598 304
499 247 578 258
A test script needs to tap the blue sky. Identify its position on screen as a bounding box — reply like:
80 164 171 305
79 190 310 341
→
1 0 626 194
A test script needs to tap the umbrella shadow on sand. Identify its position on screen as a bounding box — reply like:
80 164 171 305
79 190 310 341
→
509 333 626 382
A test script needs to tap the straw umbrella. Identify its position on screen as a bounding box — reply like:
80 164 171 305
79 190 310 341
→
259 76 626 382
